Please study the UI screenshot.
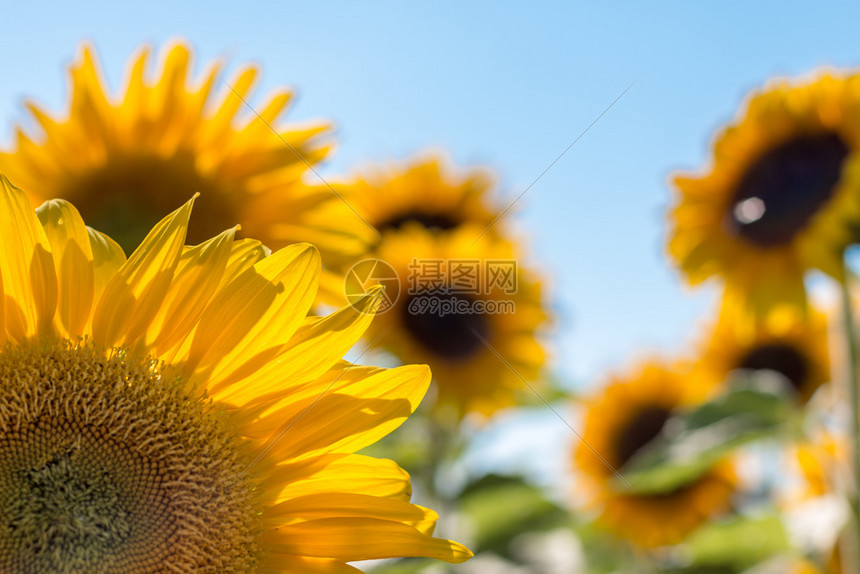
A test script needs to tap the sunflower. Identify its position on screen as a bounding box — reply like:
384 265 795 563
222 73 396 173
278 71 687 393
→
667 72 860 316
696 305 830 404
0 174 470 571
338 153 503 247
358 224 548 419
574 361 736 548
0 40 368 267
331 155 548 418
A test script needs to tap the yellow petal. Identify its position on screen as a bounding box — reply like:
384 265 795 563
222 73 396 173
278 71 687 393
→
263 493 437 535
211 288 380 404
259 518 472 563
144 227 236 355
119 45 150 120
86 226 126 325
259 454 412 504
91 196 194 347
69 45 113 155
183 243 320 389
0 175 57 341
223 362 383 440
0 269 6 346
36 199 95 337
204 65 257 141
255 364 430 461
220 238 271 289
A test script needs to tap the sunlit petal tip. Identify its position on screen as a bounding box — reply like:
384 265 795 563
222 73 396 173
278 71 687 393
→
131 42 154 59
282 242 322 266
0 172 19 191
347 285 384 315
77 41 96 61
409 363 433 391
23 99 48 119
164 39 192 57
446 540 475 563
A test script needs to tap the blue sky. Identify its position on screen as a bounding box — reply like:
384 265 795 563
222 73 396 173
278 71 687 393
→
3 0 860 392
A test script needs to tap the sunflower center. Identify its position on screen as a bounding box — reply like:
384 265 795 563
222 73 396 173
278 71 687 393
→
736 343 809 393
727 132 850 246
376 210 462 233
614 406 671 468
401 291 489 361
60 154 239 254
0 342 258 573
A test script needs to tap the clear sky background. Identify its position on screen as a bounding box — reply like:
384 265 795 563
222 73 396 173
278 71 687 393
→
3 1 860 484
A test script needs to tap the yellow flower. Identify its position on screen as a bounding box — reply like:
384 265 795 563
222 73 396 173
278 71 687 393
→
330 154 549 419
365 225 548 419
667 72 860 316
696 306 831 404
0 175 471 571
342 153 501 245
574 361 735 547
0 41 367 266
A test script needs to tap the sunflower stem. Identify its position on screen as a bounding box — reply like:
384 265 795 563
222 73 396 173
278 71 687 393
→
840 264 860 574
423 412 462 574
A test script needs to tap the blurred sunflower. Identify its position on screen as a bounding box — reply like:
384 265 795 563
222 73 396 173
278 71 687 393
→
575 361 736 547
667 72 860 316
341 153 502 247
0 41 367 266
365 225 548 419
697 306 830 404
0 175 470 571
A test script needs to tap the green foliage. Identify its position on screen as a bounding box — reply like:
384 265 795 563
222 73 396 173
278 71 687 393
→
459 474 571 559
682 514 791 571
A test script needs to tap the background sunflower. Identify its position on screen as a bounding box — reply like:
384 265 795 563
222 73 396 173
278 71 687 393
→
696 305 831 404
574 361 736 548
368 224 549 420
667 73 860 318
337 153 503 246
0 41 368 268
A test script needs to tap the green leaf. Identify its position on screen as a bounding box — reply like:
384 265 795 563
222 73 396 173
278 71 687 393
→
615 382 797 495
682 514 791 570
459 474 571 558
